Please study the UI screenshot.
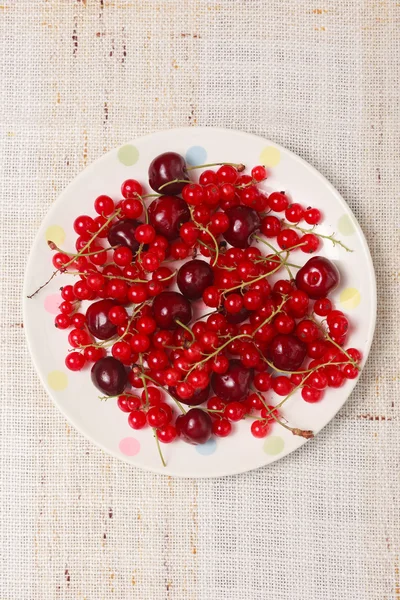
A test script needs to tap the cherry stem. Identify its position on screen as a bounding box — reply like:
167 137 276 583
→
175 319 195 342
27 208 121 299
186 162 245 172
158 179 190 191
153 429 167 467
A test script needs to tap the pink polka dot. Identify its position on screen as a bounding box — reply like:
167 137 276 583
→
119 437 140 456
44 293 62 315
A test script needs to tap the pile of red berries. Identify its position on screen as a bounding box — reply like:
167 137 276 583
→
36 150 361 464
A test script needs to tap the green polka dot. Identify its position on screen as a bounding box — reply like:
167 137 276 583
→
263 435 285 456
338 214 355 236
48 370 68 391
45 225 65 247
117 145 139 166
339 287 361 310
259 146 281 168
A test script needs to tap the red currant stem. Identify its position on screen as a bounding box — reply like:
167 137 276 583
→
192 310 218 323
175 319 195 342
68 271 149 284
48 242 115 259
252 389 314 438
98 392 138 401
153 429 167 467
253 236 300 279
186 162 245 172
138 353 150 409
282 221 353 253
307 316 360 369
185 333 251 378
255 256 300 269
158 178 191 191
235 176 267 189
262 357 352 375
141 373 187 414
222 260 284 296
27 209 121 299
253 297 287 334
189 207 220 266
253 235 305 258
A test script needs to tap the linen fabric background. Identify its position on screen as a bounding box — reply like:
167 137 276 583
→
0 1 399 598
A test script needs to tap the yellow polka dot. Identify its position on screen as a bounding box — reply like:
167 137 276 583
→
48 370 68 391
263 435 285 455
339 287 361 310
45 225 65 247
259 146 281 168
117 145 139 166
338 214 355 236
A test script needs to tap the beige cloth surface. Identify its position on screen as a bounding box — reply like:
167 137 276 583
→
0 1 399 598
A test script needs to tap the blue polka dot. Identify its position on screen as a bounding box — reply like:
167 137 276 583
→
195 438 217 456
185 146 207 166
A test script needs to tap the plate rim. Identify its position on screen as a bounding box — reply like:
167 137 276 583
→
22 126 377 477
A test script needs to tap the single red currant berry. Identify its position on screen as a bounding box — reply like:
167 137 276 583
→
251 165 267 182
73 215 95 236
53 252 70 270
61 285 76 301
141 387 162 405
170 240 191 260
224 401 246 422
254 372 272 392
304 207 321 225
180 221 199 245
300 233 320 253
121 179 143 199
342 363 359 379
212 418 232 437
260 215 281 238
176 381 195 400
135 224 156 244
113 246 133 266
207 396 225 413
146 405 169 428
216 164 238 184
347 348 362 363
108 306 128 326
314 297 332 317
277 228 300 250
325 366 345 388
203 286 220 308
219 182 236 202
301 387 323 403
87 273 105 292
55 313 71 329
307 340 327 359
59 300 73 315
128 283 148 303
272 376 294 396
224 293 243 314
112 341 132 364
94 195 114 216
274 314 295 334
267 191 289 212
182 183 204 206
211 355 229 374
128 410 147 430
209 212 230 234
295 319 320 343
130 334 150 353
251 420 271 438
285 203 304 223
71 313 86 329
156 424 177 443
308 370 328 389
65 351 85 371
83 346 106 362
203 183 220 206
199 169 217 185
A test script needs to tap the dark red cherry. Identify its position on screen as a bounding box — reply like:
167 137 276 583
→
169 384 210 406
222 206 260 248
91 356 127 396
177 259 214 300
295 256 340 299
86 299 117 340
152 291 192 330
107 219 141 252
211 358 253 402
268 334 307 371
148 195 190 240
148 152 189 195
176 408 212 445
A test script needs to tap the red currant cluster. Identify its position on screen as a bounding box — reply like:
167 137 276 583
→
33 151 361 465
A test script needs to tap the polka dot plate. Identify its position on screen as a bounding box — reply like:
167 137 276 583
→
23 128 376 477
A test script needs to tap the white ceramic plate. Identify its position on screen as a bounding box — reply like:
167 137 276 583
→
23 127 376 477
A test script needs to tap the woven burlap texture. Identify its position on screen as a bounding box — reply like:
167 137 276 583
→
0 1 399 599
